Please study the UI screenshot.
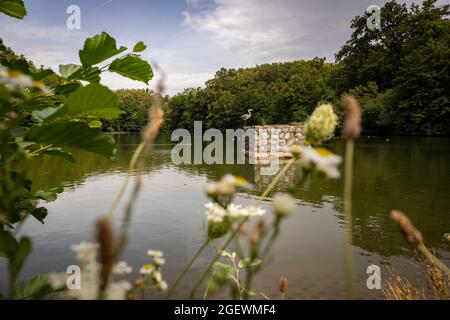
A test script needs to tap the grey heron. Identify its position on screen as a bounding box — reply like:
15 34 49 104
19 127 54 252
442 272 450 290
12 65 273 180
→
241 109 253 124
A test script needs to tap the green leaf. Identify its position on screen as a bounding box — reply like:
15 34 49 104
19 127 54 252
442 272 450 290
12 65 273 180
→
33 187 64 202
28 206 48 224
79 32 127 67
59 64 82 79
62 83 121 119
14 275 51 300
133 41 147 53
238 258 262 269
59 64 101 83
0 229 17 258
25 122 116 158
31 106 64 123
88 120 103 129
54 82 81 96
109 55 153 84
212 262 235 281
0 0 27 19
10 237 32 280
41 147 75 163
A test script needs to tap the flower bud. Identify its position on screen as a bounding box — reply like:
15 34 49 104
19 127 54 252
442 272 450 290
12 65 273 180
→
289 145 302 159
304 104 338 146
279 277 288 294
208 218 232 240
273 193 296 217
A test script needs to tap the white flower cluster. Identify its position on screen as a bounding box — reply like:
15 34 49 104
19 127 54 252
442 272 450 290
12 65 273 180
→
205 202 265 223
205 174 252 198
48 242 132 300
0 65 52 94
139 250 168 291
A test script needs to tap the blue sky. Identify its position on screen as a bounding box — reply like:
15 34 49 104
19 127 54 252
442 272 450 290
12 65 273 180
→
0 0 440 94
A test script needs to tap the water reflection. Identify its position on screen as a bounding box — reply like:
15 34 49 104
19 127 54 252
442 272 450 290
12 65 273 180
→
11 134 450 299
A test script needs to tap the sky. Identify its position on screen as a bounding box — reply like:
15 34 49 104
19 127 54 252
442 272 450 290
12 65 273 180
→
0 0 437 95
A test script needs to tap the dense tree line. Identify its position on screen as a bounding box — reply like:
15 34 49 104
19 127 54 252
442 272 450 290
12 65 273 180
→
103 89 161 133
166 0 449 135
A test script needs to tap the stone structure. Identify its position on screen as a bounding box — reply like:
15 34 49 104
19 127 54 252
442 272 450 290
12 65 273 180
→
244 124 304 161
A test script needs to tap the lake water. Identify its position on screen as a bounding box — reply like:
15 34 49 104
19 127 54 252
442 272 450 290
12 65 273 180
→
2 135 449 299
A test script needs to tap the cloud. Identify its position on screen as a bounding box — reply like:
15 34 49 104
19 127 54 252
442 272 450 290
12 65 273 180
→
0 17 207 95
182 0 352 65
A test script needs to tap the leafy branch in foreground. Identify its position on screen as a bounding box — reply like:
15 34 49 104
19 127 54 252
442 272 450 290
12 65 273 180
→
0 6 154 297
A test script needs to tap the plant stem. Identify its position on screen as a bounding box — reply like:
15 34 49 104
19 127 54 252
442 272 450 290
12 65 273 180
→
189 158 296 299
343 139 355 299
29 144 53 156
165 240 209 299
106 141 146 218
419 244 450 276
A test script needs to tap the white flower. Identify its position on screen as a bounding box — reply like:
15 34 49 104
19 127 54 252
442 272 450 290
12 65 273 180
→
147 250 164 258
140 264 155 275
71 242 99 264
113 261 132 275
227 204 265 218
153 257 166 266
104 281 131 300
157 280 168 291
206 175 252 198
6 70 33 89
272 193 297 217
300 147 342 179
67 263 100 300
245 206 266 217
227 203 246 218
152 271 162 283
219 250 236 260
205 202 228 223
48 272 68 289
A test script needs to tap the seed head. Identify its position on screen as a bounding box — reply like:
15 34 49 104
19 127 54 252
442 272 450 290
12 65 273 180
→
390 210 424 248
341 94 362 140
279 277 288 293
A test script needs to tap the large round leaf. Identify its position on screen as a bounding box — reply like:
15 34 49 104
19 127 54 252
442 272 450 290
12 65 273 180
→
109 55 153 84
25 122 117 158
0 0 27 19
79 32 127 67
64 83 122 119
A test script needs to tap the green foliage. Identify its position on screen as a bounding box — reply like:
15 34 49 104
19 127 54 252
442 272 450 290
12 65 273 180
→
133 41 147 53
25 122 117 158
168 0 449 136
109 55 153 84
103 89 154 132
167 59 335 130
62 83 121 119
335 0 450 135
0 7 154 298
14 275 52 300
79 32 127 67
0 0 27 19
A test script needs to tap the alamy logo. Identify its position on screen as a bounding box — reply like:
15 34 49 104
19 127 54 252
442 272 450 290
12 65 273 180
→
67 265 81 289
366 264 381 290
66 5 81 30
366 5 381 31
171 122 282 175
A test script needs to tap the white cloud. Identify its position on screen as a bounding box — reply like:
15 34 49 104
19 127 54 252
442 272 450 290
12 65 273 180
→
181 0 349 65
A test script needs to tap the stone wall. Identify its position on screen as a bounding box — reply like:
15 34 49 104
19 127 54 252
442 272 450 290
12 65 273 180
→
244 124 304 160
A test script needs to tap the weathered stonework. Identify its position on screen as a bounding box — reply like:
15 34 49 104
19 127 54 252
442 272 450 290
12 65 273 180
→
244 124 304 161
